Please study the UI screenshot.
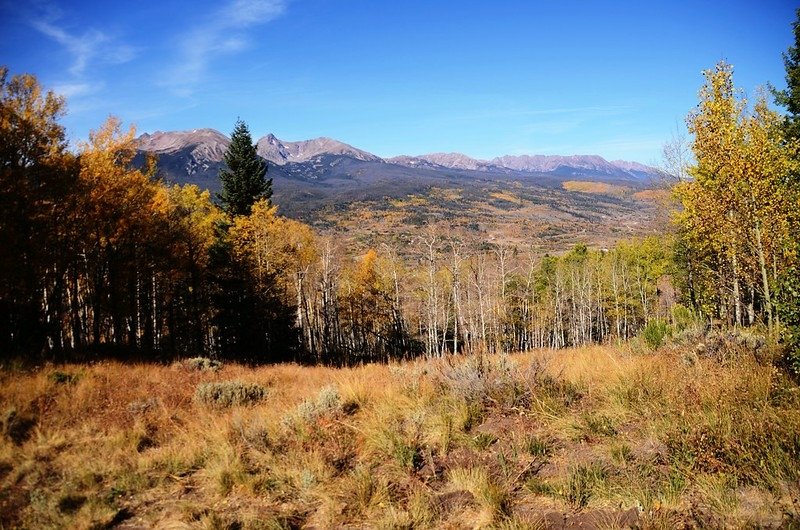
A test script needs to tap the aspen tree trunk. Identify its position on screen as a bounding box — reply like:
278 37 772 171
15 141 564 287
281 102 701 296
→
621 264 630 339
612 259 621 339
636 265 648 324
476 263 487 352
450 244 465 354
465 270 478 352
422 236 438 358
440 293 450 356
754 218 773 332
727 209 742 327
732 251 741 327
69 267 83 349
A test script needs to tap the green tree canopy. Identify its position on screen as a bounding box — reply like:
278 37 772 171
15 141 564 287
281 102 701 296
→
218 119 272 217
774 9 800 141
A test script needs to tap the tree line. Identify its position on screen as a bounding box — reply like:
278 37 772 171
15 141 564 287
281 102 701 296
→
2 11 800 365
0 65 677 364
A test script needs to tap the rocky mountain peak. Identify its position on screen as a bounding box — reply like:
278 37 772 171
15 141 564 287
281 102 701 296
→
137 128 230 162
255 135 382 165
415 152 487 170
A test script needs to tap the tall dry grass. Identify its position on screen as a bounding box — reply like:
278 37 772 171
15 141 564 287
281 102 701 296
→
0 342 798 529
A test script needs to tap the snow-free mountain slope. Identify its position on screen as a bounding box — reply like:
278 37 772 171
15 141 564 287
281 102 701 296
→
256 134 382 165
138 129 230 160
135 129 661 195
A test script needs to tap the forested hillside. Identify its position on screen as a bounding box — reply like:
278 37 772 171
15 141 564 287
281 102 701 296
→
1 53 799 370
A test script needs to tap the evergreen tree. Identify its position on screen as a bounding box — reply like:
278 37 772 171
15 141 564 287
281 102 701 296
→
212 119 298 363
774 11 800 374
774 9 800 141
218 119 272 217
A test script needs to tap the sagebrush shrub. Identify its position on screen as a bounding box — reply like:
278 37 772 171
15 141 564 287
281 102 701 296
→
195 381 267 407
48 370 79 385
282 385 342 429
186 357 223 372
437 355 523 407
693 329 769 364
1 408 35 445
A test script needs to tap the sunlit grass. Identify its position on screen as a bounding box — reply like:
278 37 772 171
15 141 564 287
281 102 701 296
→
0 342 798 528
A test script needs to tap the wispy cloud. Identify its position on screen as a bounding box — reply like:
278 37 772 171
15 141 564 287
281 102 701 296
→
21 0 139 118
165 0 288 95
29 4 139 77
51 81 105 99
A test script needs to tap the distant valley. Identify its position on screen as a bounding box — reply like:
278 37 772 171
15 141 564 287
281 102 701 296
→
136 129 668 250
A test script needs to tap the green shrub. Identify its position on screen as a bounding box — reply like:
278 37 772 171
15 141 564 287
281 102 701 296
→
195 381 267 407
563 463 607 509
641 319 670 350
186 357 223 372
776 261 800 378
523 435 553 458
783 347 800 380
48 370 79 385
671 304 699 333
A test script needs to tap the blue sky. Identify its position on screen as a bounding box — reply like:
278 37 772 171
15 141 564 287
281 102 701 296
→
1 0 796 164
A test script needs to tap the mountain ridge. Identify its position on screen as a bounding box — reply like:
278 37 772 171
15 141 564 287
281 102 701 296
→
134 128 658 180
132 128 663 250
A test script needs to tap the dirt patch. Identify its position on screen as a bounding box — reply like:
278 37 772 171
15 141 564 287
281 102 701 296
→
631 438 668 463
475 412 540 437
0 484 27 529
437 489 476 512
515 506 640 529
734 486 790 528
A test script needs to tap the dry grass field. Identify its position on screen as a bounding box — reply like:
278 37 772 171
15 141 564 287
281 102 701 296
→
1 337 799 529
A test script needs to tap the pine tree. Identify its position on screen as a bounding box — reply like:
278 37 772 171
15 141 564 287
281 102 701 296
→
774 10 800 372
774 9 800 141
218 119 271 217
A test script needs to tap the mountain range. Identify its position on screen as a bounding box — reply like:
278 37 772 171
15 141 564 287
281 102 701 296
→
137 129 659 237
136 128 659 188
135 129 663 245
